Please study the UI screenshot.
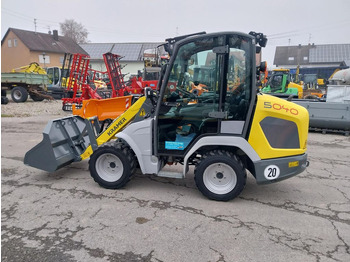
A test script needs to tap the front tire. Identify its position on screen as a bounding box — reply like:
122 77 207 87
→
194 150 246 201
89 141 136 189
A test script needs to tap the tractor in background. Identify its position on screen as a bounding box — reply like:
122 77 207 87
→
1 62 52 104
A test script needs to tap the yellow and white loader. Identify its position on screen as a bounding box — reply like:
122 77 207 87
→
25 31 309 201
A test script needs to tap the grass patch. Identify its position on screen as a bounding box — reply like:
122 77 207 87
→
1 114 15 117
1 113 31 117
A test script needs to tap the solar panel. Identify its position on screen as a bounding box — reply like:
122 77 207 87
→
111 43 143 61
80 43 114 59
81 42 164 61
309 44 350 63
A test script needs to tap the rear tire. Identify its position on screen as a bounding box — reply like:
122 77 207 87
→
1 96 9 104
11 86 28 103
89 141 136 189
30 94 45 101
194 150 246 201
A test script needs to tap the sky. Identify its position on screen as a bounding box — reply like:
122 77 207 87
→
2 0 350 68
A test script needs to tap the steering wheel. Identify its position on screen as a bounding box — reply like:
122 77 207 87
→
175 86 197 100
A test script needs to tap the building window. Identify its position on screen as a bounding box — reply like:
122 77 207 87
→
60 56 64 64
39 54 50 64
303 56 308 61
288 57 294 61
13 38 18 47
7 39 12 47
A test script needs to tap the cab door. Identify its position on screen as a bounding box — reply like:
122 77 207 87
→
154 33 255 156
46 67 61 87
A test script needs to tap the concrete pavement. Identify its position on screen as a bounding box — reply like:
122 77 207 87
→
1 113 350 262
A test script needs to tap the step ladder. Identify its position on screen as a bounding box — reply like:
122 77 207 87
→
158 166 184 179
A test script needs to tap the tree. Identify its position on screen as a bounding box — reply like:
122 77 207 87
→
59 19 89 44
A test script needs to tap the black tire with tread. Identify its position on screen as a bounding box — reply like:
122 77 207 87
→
1 96 9 104
11 86 28 103
30 94 45 101
194 150 247 201
89 141 137 189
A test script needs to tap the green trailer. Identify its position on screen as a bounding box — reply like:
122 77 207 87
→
1 72 52 103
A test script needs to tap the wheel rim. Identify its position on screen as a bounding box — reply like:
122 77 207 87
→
203 163 237 195
95 153 123 182
13 90 22 100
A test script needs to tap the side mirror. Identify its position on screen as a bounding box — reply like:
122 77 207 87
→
259 61 267 72
249 32 268 47
256 46 261 54
256 61 267 81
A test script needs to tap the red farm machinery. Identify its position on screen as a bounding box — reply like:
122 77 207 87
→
61 52 161 114
61 53 127 111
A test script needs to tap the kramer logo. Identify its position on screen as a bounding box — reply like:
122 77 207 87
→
107 117 127 136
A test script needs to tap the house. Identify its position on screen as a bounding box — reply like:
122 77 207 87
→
80 42 165 79
1 28 88 72
273 43 350 79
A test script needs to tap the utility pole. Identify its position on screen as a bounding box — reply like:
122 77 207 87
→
42 52 46 68
34 19 37 33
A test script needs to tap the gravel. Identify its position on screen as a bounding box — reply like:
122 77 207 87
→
2 96 350 262
1 97 69 117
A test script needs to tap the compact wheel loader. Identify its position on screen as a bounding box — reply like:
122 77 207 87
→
24 31 309 201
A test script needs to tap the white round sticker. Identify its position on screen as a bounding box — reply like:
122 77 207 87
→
264 165 280 180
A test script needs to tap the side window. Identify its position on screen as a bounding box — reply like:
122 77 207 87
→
164 49 218 102
221 36 253 135
224 45 252 121
47 68 60 86
7 39 12 48
273 75 282 86
270 75 283 91
53 67 60 85
158 38 224 152
46 68 54 84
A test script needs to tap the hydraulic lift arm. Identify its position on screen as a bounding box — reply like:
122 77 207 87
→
24 96 146 172
80 96 146 160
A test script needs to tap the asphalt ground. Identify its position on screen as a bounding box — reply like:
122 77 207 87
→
1 100 350 262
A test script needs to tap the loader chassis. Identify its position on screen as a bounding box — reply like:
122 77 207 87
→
24 31 309 201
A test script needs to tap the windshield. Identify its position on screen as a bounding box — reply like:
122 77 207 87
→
163 34 253 103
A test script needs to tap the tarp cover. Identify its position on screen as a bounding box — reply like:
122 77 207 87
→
327 85 350 103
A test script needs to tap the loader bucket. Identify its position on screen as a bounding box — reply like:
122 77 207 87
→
24 116 97 172
72 95 133 121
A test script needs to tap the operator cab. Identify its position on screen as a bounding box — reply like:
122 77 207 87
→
155 33 256 155
267 71 291 92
